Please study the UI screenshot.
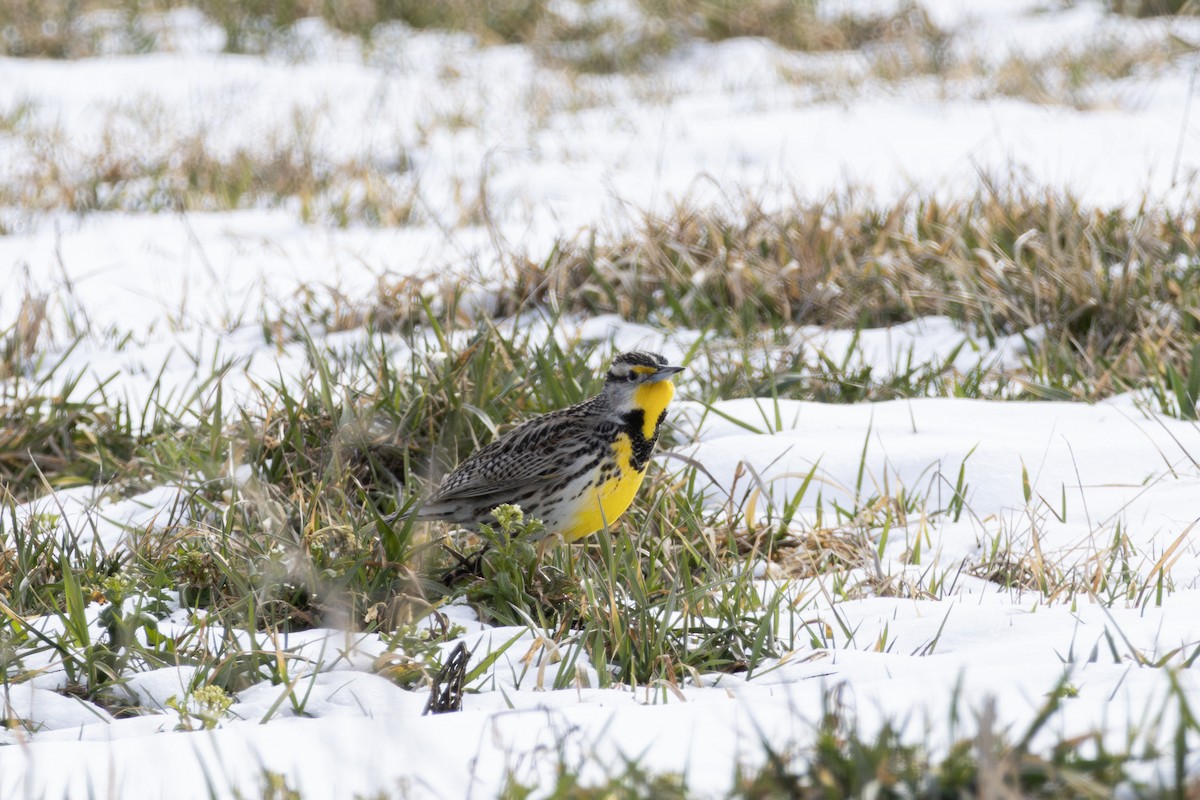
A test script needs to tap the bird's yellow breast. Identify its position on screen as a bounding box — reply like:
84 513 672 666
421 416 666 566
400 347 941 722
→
560 379 676 541
561 434 645 541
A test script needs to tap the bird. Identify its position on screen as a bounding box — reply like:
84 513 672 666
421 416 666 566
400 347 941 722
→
417 350 684 540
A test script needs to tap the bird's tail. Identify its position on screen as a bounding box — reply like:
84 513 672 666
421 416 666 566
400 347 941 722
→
381 495 424 528
382 497 459 527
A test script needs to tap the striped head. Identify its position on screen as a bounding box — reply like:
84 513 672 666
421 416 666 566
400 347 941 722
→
599 351 684 415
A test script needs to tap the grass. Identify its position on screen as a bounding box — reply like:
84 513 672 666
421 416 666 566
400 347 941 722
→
10 172 1200 415
6 178 1200 644
984 34 1196 110
8 0 1187 107
15 174 1200 411
0 313 798 700
454 501 794 686
0 0 951 62
1110 0 1200 16
0 374 166 503
1 287 1193 661
4 0 1190 112
534 191 1200 334
2 1 1194 231
3 116 417 224
2 238 1199 794
335 188 1200 412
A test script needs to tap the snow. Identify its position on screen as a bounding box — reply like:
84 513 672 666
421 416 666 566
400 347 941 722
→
683 397 1200 537
3 0 1200 339
3 1 1200 797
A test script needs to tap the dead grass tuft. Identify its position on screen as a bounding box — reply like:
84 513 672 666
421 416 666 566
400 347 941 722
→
970 551 1044 592
743 525 870 579
496 190 1200 402
642 0 943 54
7 116 416 225
1 292 49 380
1109 0 1200 16
988 36 1195 109
0 543 14 597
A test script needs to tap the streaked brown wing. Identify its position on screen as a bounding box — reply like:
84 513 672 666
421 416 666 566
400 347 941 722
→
425 410 593 505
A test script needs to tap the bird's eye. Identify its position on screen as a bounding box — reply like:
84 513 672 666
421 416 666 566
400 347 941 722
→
626 373 636 382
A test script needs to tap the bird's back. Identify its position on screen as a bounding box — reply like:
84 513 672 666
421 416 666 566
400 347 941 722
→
418 396 612 529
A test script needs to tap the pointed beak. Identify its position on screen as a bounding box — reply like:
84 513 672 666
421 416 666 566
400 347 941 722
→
649 364 684 382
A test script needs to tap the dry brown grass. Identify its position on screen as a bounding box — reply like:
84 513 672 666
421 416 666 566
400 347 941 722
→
775 14 1195 109
987 36 1195 109
313 188 1200 409
1 292 49 381
642 0 943 54
0 543 14 598
0 0 524 57
1 0 951 63
520 190 1197 344
970 519 1193 607
1110 0 1200 16
5 0 1195 105
970 548 1051 595
766 527 870 578
4 115 416 224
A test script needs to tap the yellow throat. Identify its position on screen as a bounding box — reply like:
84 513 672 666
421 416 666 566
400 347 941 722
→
632 379 675 437
561 378 676 541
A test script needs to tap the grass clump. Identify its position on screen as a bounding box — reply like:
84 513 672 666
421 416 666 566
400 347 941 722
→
0 292 48 381
0 383 157 503
503 762 687 800
731 685 1140 800
0 315 795 702
530 191 1200 337
495 190 1200 407
987 35 1194 110
267 185 1200 418
1108 0 1200 16
442 482 794 688
7 118 416 225
375 0 547 45
639 0 946 56
18 324 599 643
0 0 946 60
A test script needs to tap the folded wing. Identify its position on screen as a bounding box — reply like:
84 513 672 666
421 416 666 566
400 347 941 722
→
417 409 594 521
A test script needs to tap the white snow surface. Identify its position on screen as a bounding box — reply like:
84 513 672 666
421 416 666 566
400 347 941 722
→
2 0 1200 338
3 1 1200 797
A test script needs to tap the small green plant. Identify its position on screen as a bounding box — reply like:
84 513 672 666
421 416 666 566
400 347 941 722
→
166 684 234 731
168 538 223 608
1140 340 1200 420
94 572 168 655
460 505 576 627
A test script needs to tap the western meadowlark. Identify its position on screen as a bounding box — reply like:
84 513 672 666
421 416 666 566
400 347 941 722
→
418 350 684 540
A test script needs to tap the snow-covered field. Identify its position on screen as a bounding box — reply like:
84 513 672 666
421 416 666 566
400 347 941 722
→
4 0 1200 338
3 0 1200 797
